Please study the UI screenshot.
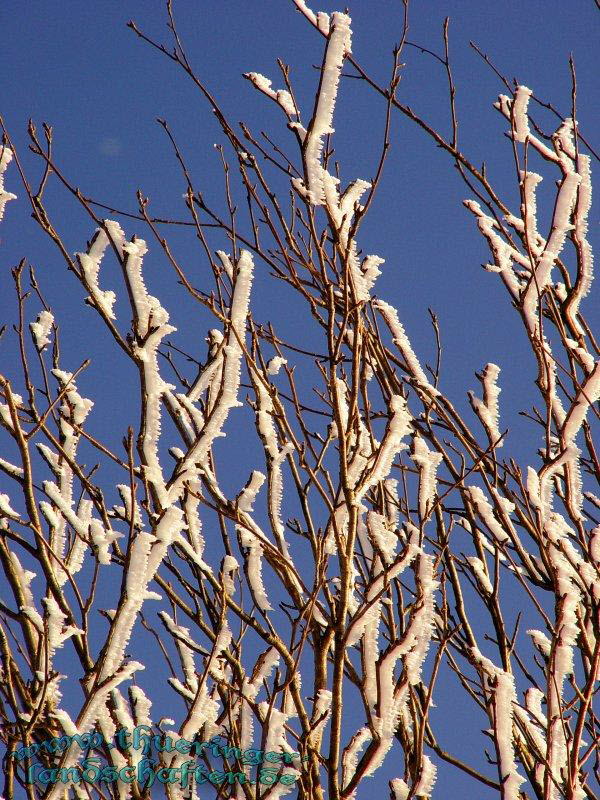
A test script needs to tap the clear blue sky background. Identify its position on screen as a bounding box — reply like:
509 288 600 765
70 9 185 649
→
1 1 599 797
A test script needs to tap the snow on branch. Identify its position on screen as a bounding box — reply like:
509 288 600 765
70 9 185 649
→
468 363 503 447
236 470 272 612
42 370 94 585
168 250 254 502
471 648 525 800
0 145 16 222
76 226 118 319
561 360 600 446
244 72 297 116
361 548 438 779
251 369 294 560
159 611 200 699
356 395 412 500
411 435 443 519
374 299 439 396
29 310 54 351
92 225 177 507
465 485 511 544
292 0 331 36
463 200 525 299
495 86 556 162
293 12 351 205
567 154 593 335
413 755 437 799
521 170 580 332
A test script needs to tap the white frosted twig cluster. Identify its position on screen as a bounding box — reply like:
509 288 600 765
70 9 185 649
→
292 12 352 205
245 72 296 116
283 11 391 310
292 0 331 34
39 235 259 793
236 470 272 612
40 369 95 585
374 299 440 397
29 309 54 351
0 145 17 222
411 435 443 520
465 84 598 800
167 250 254 501
75 225 119 319
468 363 502 447
473 649 525 800
342 525 438 795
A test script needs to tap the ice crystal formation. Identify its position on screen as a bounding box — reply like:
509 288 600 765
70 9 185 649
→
0 4 598 800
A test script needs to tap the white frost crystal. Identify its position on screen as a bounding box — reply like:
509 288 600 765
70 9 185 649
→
0 146 17 222
30 310 54 350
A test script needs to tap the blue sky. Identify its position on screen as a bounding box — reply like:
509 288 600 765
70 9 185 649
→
1 1 599 797
2 0 598 435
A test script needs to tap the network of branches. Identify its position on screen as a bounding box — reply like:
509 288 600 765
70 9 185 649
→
0 2 599 800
